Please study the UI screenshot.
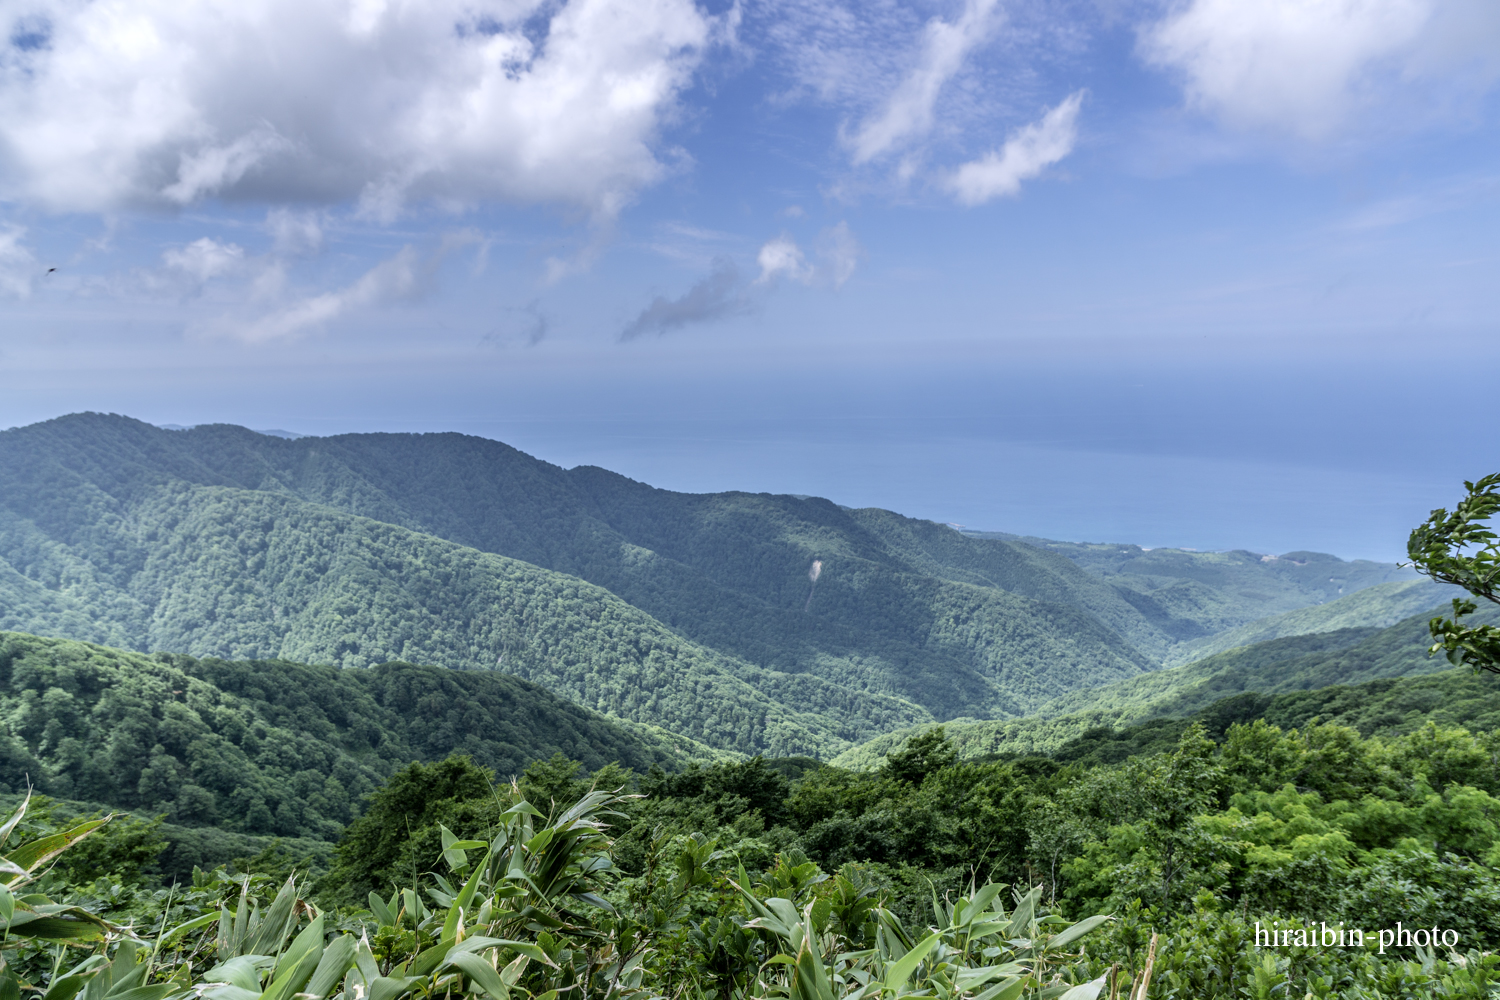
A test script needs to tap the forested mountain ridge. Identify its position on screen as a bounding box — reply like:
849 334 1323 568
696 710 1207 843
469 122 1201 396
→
969 530 1420 641
0 483 926 754
1158 576 1451 666
0 630 716 836
0 414 1154 742
833 600 1500 767
0 413 1422 754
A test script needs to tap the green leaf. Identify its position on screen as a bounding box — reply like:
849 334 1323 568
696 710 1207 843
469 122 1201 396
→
241 879 300 960
272 915 325 981
408 936 458 979
1054 976 1108 1000
448 938 554 967
883 931 940 995
0 796 30 851
203 955 272 994
1043 915 1110 953
304 935 357 1000
6 818 110 878
368 893 396 927
443 952 510 1000
973 976 1028 1000
102 986 176 1000
368 977 416 1000
157 911 220 949
41 974 91 1000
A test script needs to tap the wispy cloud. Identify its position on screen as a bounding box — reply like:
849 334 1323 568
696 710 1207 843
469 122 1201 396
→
1335 172 1500 232
482 300 551 348
620 258 751 340
202 230 481 342
266 209 325 256
757 223 863 287
947 91 1084 204
623 222 863 340
815 221 862 287
162 238 247 284
845 0 1003 164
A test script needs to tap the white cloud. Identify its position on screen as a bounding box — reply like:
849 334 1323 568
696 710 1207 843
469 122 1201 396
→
266 209 325 256
222 247 423 343
1139 0 1500 140
846 0 1002 163
947 91 1084 205
162 126 292 205
815 221 861 288
162 237 246 284
0 0 714 216
756 236 811 283
0 226 36 297
198 229 480 342
755 222 862 287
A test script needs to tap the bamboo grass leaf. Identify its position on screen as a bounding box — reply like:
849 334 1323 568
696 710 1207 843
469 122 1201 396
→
883 931 941 996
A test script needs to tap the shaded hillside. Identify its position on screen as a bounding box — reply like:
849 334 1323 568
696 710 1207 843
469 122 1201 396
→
0 630 719 839
831 603 1496 767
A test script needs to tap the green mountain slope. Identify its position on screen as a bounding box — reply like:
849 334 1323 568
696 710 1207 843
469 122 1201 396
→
0 483 928 754
969 532 1419 648
0 413 1424 752
0 414 1175 741
831 603 1498 767
1160 578 1455 666
0 630 717 838
1024 665 1500 768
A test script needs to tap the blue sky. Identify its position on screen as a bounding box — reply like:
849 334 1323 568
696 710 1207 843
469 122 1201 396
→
2 0 1498 560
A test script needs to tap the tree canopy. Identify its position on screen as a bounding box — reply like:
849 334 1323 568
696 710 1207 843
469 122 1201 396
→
1408 473 1500 673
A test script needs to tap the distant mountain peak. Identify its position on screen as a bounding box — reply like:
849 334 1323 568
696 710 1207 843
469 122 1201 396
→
154 422 307 440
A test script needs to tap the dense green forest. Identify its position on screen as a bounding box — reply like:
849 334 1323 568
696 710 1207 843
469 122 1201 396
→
6 412 1497 997
10 664 1500 999
833 602 1500 768
0 414 1431 755
0 631 716 847
1158 578 1450 667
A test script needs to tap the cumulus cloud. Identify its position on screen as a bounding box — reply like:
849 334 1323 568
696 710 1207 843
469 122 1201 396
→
755 236 812 284
0 0 715 216
619 258 750 340
947 91 1084 205
1140 0 1500 140
846 0 1002 163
